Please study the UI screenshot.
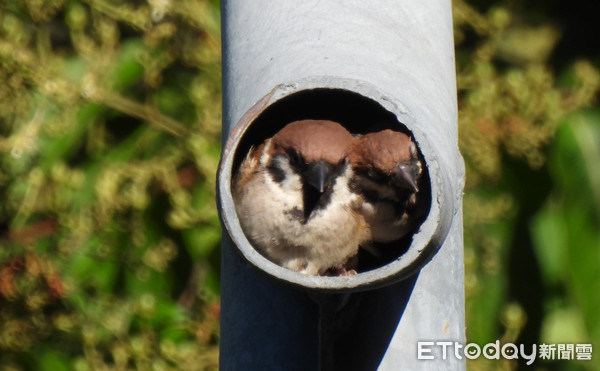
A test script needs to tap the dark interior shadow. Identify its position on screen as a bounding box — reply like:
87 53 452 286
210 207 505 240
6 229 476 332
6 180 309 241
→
330 273 419 371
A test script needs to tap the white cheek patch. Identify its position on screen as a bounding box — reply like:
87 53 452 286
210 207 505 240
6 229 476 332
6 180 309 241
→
333 166 357 200
270 156 302 193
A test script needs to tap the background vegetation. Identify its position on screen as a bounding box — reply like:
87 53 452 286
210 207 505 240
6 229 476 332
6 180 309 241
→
0 0 598 370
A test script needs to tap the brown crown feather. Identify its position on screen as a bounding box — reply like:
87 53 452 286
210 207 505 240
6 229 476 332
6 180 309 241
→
349 129 414 173
269 120 354 163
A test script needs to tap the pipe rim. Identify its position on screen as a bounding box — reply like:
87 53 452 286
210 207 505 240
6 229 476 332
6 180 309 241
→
217 76 456 292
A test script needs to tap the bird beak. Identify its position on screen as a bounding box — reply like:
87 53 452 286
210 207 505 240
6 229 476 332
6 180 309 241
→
301 160 336 222
304 159 333 193
393 163 419 193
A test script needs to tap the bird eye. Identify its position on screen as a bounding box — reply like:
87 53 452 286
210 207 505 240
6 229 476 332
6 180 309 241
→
368 169 384 181
285 149 303 169
333 159 347 174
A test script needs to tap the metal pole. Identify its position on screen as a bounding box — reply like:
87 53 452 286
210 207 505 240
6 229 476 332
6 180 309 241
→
218 1 465 370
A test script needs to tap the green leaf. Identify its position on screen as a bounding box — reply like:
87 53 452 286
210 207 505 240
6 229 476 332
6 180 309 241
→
36 350 70 371
531 202 568 286
536 109 600 368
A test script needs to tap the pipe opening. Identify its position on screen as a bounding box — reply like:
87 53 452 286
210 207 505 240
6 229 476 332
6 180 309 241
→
230 88 431 276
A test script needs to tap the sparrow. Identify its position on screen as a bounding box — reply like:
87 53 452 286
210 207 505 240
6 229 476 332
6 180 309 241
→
348 128 424 246
232 120 368 276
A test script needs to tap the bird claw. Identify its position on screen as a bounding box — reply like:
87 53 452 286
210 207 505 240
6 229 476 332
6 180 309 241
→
325 267 357 276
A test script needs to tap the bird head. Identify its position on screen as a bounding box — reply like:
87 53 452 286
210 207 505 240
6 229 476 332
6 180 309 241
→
349 129 422 197
267 120 354 222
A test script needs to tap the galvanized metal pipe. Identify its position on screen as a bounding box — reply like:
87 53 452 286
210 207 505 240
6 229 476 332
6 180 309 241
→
218 0 465 369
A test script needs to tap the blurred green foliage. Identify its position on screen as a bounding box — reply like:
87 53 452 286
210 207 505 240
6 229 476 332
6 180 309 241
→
455 0 600 369
0 0 599 370
0 0 221 369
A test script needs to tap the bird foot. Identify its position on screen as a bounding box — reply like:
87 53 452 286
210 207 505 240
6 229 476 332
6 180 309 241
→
325 267 357 276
